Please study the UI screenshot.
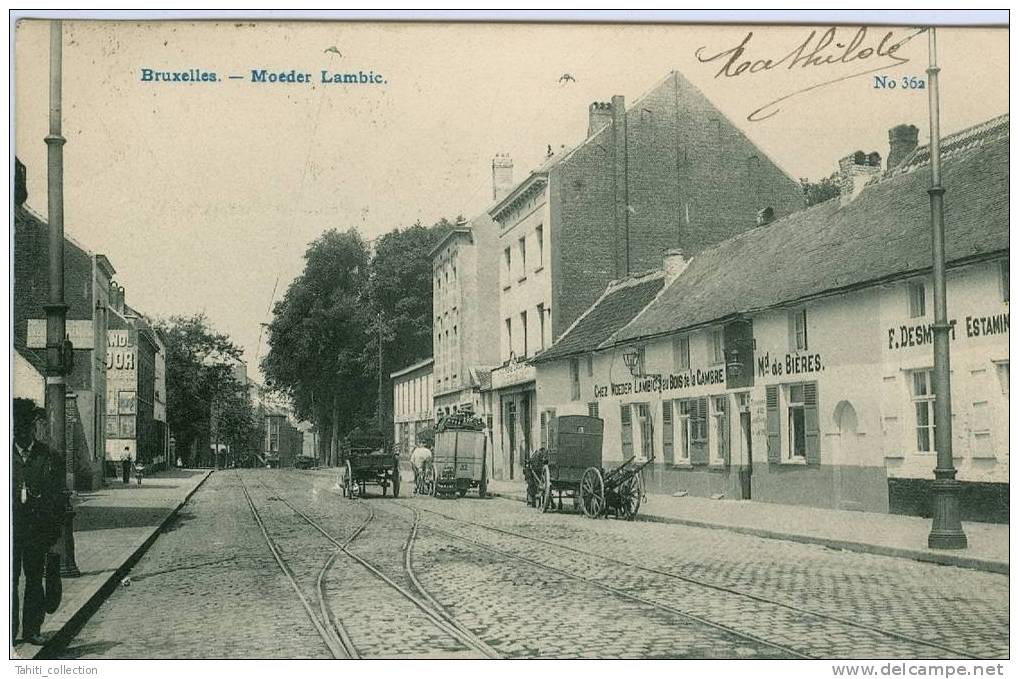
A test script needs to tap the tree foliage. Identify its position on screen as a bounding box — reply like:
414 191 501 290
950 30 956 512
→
261 229 371 457
156 313 256 464
800 174 841 206
261 219 453 461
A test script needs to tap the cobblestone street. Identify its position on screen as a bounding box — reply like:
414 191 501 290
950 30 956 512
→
55 469 1009 660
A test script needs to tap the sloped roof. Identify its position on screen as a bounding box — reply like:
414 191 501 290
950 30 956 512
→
616 114 1009 344
533 271 665 363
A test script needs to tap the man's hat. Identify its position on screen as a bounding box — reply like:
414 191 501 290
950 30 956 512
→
13 398 40 426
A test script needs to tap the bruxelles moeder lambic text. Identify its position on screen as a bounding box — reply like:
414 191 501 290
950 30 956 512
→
139 68 386 84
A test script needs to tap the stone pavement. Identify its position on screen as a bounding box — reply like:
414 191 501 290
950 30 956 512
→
13 468 212 659
486 479 1008 575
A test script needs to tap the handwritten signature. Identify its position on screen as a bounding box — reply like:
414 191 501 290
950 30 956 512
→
695 26 926 121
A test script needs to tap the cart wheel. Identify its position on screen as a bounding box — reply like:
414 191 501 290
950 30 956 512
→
344 461 354 499
393 467 401 498
538 465 552 513
617 474 642 521
579 467 605 519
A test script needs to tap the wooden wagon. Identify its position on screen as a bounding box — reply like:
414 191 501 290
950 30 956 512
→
528 415 651 520
340 435 400 498
431 414 489 498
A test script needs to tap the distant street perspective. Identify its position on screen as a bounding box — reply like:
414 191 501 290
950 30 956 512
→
50 469 1007 660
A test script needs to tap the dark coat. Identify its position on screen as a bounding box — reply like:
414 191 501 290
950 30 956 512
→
12 440 66 548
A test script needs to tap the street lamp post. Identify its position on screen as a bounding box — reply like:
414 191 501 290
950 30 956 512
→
925 27 967 550
45 19 81 576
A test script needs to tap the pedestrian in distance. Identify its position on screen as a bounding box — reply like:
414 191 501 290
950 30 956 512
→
134 460 144 485
12 398 66 646
121 449 131 484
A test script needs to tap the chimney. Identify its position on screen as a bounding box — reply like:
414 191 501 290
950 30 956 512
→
588 101 613 137
14 158 27 206
491 153 514 202
611 95 628 276
663 248 691 284
837 150 882 204
887 124 919 171
756 207 775 227
117 284 126 313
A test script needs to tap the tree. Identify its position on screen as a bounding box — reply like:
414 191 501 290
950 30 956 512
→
360 218 454 438
800 174 841 206
156 313 252 466
261 228 371 465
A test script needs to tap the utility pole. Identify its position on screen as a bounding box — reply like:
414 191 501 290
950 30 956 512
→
925 27 967 550
376 312 384 436
45 20 80 576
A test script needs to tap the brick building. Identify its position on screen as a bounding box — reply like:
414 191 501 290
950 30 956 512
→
535 114 1009 522
13 159 117 490
487 70 805 480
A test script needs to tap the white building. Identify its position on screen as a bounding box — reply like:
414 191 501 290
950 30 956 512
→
534 114 1009 522
391 358 434 454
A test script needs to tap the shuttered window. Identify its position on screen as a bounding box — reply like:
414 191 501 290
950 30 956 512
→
711 395 730 465
620 405 633 457
766 385 781 464
689 397 709 465
662 401 674 464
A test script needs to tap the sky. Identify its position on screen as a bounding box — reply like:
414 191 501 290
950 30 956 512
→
13 19 1008 381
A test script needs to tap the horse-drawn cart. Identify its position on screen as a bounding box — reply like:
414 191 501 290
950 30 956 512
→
341 434 400 498
431 413 488 498
527 415 651 520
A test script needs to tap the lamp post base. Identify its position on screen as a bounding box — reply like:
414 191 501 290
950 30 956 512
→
60 497 81 577
927 476 968 550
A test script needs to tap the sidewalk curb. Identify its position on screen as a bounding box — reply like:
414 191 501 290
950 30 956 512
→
29 470 215 660
489 491 1008 576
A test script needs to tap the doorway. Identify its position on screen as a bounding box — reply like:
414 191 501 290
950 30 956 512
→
833 400 859 510
504 400 516 480
737 392 752 500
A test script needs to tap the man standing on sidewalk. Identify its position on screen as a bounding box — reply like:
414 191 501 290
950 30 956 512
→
12 398 66 646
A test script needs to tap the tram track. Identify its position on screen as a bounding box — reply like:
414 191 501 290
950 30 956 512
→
254 476 502 659
372 501 811 659
410 502 983 660
237 474 355 659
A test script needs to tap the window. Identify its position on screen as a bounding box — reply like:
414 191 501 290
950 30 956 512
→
635 403 654 460
911 369 936 453
1001 259 1010 303
908 280 926 318
995 361 1009 397
452 325 458 380
620 405 633 456
711 395 729 463
503 247 511 288
518 237 527 280
520 311 529 357
673 335 690 371
710 328 724 365
787 384 807 458
537 303 546 350
662 401 674 463
675 397 708 464
588 402 599 418
569 357 581 401
535 225 544 270
790 309 808 351
540 409 556 447
767 382 819 464
587 354 594 377
504 318 513 360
